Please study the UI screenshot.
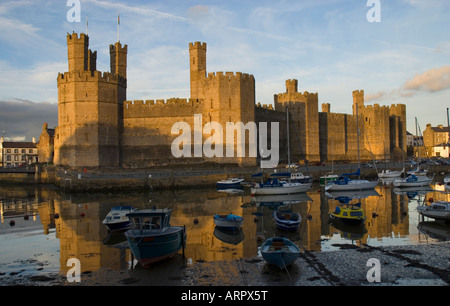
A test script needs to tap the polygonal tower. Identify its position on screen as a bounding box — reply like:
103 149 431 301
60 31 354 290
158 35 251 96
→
54 33 127 168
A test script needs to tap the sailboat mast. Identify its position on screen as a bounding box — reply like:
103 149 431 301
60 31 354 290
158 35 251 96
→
356 103 361 176
287 107 291 166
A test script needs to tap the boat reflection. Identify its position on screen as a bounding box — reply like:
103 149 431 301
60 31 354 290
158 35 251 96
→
213 226 245 245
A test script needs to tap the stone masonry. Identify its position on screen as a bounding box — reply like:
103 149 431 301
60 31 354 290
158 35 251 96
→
54 33 406 169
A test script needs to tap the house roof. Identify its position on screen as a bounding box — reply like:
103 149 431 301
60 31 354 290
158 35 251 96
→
2 142 37 149
431 126 450 133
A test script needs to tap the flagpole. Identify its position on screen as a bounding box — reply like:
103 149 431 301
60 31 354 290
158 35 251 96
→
117 9 120 42
86 15 88 35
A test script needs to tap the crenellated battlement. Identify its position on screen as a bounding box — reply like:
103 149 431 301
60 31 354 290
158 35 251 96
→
67 32 88 42
123 98 204 118
256 103 274 110
206 71 254 81
189 41 207 50
57 70 126 86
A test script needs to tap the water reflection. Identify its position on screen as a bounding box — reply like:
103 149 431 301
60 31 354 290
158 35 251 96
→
0 182 449 276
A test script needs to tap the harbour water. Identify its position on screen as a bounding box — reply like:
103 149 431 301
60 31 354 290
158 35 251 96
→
0 181 449 285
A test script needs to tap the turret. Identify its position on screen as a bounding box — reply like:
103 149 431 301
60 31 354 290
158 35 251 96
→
110 42 128 79
189 42 207 99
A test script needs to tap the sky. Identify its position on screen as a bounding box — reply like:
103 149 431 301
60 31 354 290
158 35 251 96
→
0 0 449 142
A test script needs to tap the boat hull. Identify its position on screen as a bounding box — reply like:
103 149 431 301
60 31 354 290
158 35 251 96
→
417 202 450 221
393 177 432 187
125 227 185 268
213 214 244 229
251 183 311 195
273 211 301 231
260 237 300 269
104 221 130 231
329 213 366 225
325 180 378 191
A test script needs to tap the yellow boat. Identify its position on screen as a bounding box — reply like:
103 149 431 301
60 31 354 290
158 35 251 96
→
329 203 366 224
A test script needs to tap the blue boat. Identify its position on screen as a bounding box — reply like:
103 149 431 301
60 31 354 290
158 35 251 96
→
260 237 300 269
213 213 244 229
124 208 186 268
216 178 244 189
102 206 136 231
273 210 301 231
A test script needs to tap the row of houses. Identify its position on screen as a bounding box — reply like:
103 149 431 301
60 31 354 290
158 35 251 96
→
0 123 448 168
0 123 54 168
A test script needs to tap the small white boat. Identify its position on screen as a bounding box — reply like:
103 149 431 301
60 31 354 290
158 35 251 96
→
102 206 136 231
216 178 244 188
289 172 312 184
324 169 378 191
407 167 428 176
392 175 432 187
260 237 300 269
213 213 244 229
417 201 450 221
324 177 378 191
378 168 403 178
251 178 311 195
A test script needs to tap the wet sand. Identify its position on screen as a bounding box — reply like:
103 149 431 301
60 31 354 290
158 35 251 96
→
2 241 448 287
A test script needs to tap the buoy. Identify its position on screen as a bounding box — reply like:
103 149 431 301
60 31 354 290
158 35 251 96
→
81 212 85 217
372 212 378 218
193 218 199 225
24 215 29 220
307 214 312 220
428 198 434 203
54 213 60 219
9 220 15 227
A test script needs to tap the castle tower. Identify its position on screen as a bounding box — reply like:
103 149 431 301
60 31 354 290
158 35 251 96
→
189 42 207 99
352 90 364 116
110 42 127 79
55 33 127 168
274 79 320 162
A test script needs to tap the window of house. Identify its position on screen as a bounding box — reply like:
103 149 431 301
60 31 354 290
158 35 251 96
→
6 149 10 153
14 149 18 153
22 149 25 153
29 149 33 154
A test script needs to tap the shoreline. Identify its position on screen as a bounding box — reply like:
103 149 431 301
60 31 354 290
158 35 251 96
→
2 241 449 286
1 162 449 192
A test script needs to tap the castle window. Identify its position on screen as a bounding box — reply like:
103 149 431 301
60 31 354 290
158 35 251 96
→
193 57 195 65
229 98 231 108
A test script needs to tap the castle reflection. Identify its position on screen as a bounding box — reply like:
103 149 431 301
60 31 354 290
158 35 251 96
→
0 183 448 275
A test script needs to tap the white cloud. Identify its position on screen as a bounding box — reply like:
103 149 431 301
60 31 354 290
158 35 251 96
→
403 66 450 92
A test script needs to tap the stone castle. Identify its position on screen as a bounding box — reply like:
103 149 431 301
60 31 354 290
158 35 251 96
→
53 33 406 169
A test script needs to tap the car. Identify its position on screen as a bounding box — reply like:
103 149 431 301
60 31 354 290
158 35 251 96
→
286 163 299 169
361 163 373 168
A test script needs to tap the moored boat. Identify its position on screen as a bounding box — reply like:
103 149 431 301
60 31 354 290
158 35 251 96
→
213 213 244 229
102 206 136 231
324 169 378 191
329 203 366 225
273 210 301 231
417 201 450 221
124 208 186 268
216 178 245 189
260 237 300 269
392 174 432 187
378 168 403 178
251 177 311 195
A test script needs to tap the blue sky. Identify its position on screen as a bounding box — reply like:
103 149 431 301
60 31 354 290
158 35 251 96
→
0 0 449 141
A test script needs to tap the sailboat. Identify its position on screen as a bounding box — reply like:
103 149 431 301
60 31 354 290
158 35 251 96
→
251 108 312 195
324 104 378 191
393 117 433 187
